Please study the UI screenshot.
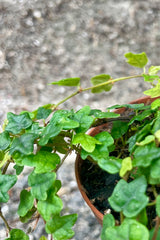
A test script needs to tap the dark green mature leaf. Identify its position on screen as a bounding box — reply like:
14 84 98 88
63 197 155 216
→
17 190 34 217
152 116 160 133
101 218 149 240
50 77 80 87
5 112 32 134
37 187 63 221
108 176 148 218
28 171 56 201
0 175 17 202
20 206 37 223
98 157 122 174
72 133 101 152
107 103 147 111
133 143 160 167
111 121 129 139
36 107 52 120
6 229 29 240
45 214 78 240
90 109 120 119
91 74 112 93
72 106 94 133
101 214 115 239
13 165 24 175
149 158 160 184
21 151 60 173
51 135 69 154
0 131 11 150
129 109 152 125
125 52 148 68
144 83 160 98
10 133 38 155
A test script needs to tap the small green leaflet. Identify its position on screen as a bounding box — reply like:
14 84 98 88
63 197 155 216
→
91 74 113 93
155 130 160 142
21 151 60 173
101 214 115 239
0 174 17 202
108 176 148 218
149 66 160 75
125 52 148 68
0 131 11 150
36 107 52 120
39 237 48 240
149 158 160 184
144 82 160 98
120 157 132 177
5 112 32 134
28 171 56 201
142 74 159 83
49 77 80 87
10 133 38 155
39 123 62 146
17 190 34 217
111 121 129 139
6 229 29 240
136 135 155 146
45 214 78 240
72 133 102 152
13 165 24 175
37 187 63 221
107 103 147 110
101 218 149 240
151 98 160 110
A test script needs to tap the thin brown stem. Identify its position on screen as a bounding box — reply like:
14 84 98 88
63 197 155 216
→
152 216 160 240
0 207 11 233
54 148 72 172
2 161 10 174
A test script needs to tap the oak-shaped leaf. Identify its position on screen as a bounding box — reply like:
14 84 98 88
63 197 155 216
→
91 74 112 93
0 131 11 150
28 171 56 201
36 107 52 120
5 112 32 134
45 214 78 240
101 217 149 240
144 82 160 98
17 190 34 217
0 174 17 202
21 151 60 173
50 77 80 87
10 133 38 155
5 229 29 240
108 176 148 218
72 133 101 152
125 52 148 68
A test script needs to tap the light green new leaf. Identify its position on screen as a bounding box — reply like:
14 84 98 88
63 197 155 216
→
101 218 149 240
50 77 80 87
108 176 148 218
144 83 160 98
17 190 34 217
149 66 160 75
28 171 56 201
136 135 155 146
10 133 38 155
120 157 132 177
91 74 112 93
125 52 148 68
6 229 29 240
37 188 63 221
155 130 160 142
0 131 11 150
39 237 48 240
5 112 32 134
0 175 17 202
72 133 101 152
22 151 60 173
45 214 78 240
151 98 160 110
142 74 159 83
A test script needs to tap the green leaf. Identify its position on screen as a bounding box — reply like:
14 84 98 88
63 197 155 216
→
19 206 37 223
72 133 101 152
101 218 149 240
10 133 38 155
0 131 11 150
156 195 160 217
45 214 78 240
36 107 52 119
50 77 80 87
101 214 115 239
28 171 56 201
149 158 160 184
111 121 129 139
72 106 94 133
17 190 34 217
98 157 122 174
142 74 159 82
133 143 160 167
13 165 24 175
129 109 152 125
137 208 148 226
91 74 112 93
21 151 60 173
6 229 29 240
39 123 62 146
120 157 132 177
144 83 160 98
108 176 148 218
0 175 17 202
125 52 148 68
5 112 32 134
107 103 148 111
37 188 63 221
155 130 160 142
151 99 160 110
51 135 69 154
90 109 120 119
149 66 160 75
39 237 48 240
136 135 155 146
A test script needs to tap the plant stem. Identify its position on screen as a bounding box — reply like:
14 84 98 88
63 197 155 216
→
2 161 10 174
152 185 158 198
0 207 11 233
120 211 124 223
152 216 160 240
54 148 72 172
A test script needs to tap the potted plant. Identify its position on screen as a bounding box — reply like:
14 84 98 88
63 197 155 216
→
0 52 160 240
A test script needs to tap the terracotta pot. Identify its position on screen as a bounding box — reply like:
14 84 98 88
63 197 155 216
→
75 96 159 225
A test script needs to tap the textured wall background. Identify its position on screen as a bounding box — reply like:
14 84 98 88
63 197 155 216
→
0 0 160 239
